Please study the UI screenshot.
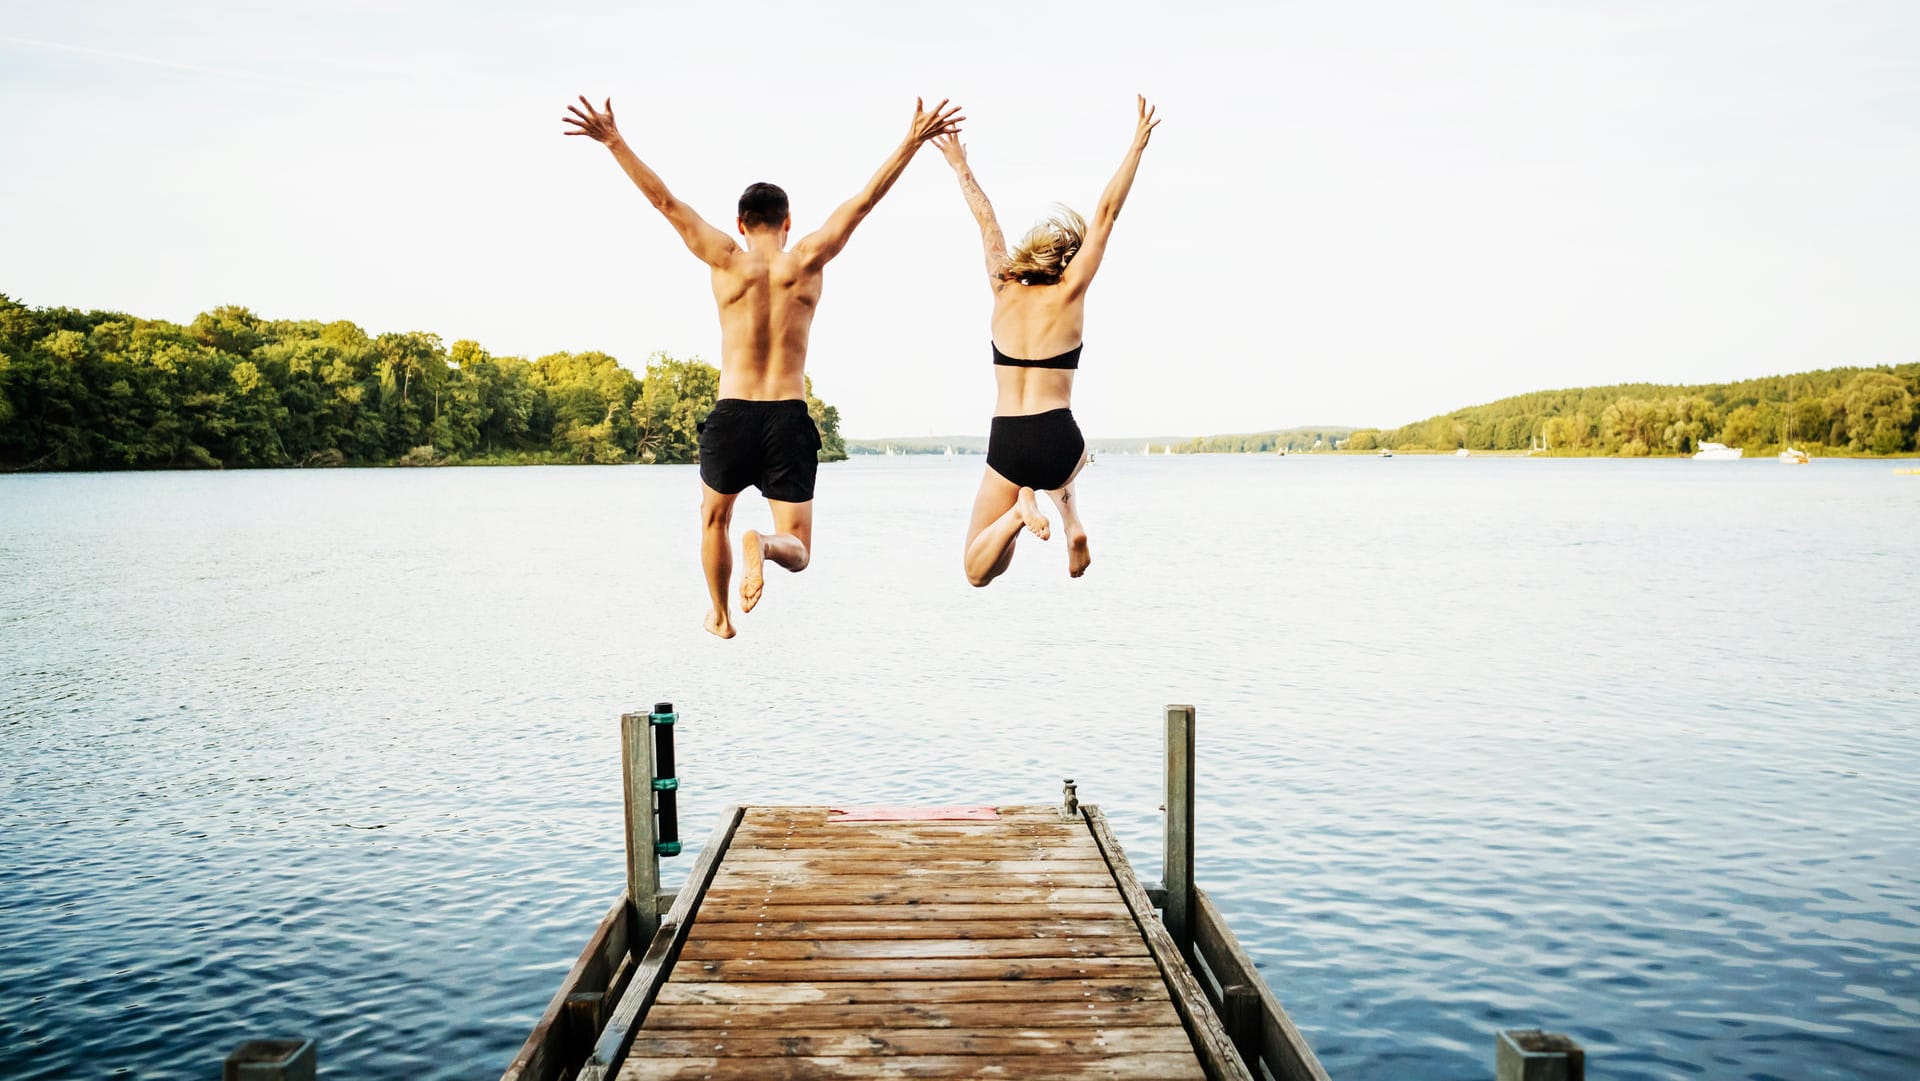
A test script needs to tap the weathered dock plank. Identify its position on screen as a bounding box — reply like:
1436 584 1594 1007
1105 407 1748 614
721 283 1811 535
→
653 979 1167 1006
679 936 1150 961
618 1054 1207 1080
682 919 1145 942
639 999 1185 1031
607 805 1232 1080
627 1027 1197 1055
671 956 1168 982
693 902 1134 922
701 885 1126 905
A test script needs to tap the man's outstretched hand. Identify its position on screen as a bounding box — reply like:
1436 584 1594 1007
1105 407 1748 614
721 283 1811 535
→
563 96 622 145
908 98 965 146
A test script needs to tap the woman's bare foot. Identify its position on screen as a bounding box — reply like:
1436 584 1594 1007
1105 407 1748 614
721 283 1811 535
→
704 609 735 639
740 530 765 613
1067 526 1092 577
1015 488 1051 540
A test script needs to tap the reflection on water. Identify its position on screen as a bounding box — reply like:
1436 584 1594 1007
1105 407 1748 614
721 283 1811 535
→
2 456 1917 1080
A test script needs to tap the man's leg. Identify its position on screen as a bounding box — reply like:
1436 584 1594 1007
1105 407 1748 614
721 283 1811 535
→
741 499 813 613
700 483 742 638
964 468 1049 588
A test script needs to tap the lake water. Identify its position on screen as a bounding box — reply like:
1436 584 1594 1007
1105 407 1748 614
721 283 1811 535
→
2 455 1917 1081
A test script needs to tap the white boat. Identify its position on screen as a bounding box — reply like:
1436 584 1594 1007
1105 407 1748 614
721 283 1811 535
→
1379 448 1394 458
1454 448 1470 457
944 444 954 460
1693 442 1743 460
1778 447 1809 464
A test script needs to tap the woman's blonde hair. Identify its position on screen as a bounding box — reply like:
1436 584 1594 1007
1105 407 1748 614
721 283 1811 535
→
1000 207 1086 285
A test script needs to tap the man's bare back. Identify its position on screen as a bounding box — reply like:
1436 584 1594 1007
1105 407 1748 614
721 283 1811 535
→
564 94 962 637
708 244 823 402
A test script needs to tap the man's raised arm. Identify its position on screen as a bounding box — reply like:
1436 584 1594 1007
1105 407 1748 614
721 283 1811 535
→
564 96 737 268
796 98 964 269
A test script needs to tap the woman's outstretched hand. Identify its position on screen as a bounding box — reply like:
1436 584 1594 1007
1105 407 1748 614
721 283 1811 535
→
1133 95 1161 149
932 133 969 169
563 96 622 145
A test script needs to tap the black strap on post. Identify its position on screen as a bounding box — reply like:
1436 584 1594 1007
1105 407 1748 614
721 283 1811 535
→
649 701 680 856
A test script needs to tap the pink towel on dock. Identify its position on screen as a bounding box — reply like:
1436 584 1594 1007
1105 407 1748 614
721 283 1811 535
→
825 806 1001 822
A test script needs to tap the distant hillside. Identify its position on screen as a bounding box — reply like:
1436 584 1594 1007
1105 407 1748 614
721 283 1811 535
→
1174 427 1357 454
1343 364 1920 456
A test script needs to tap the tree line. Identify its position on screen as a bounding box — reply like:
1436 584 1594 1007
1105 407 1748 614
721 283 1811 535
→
1341 365 1920 456
0 295 846 470
1176 427 1357 454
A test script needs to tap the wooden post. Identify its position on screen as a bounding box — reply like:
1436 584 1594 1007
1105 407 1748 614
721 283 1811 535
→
1497 1030 1585 1081
1222 983 1262 1067
1164 703 1196 953
223 1039 316 1081
620 710 659 946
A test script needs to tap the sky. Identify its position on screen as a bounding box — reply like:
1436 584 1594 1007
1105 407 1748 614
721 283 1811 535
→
2 0 1916 437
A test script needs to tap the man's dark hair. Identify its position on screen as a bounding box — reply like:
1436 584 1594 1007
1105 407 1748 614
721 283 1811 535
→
737 182 789 230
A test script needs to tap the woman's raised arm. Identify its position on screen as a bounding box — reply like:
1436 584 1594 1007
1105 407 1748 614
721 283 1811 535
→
1060 96 1159 296
934 134 1009 285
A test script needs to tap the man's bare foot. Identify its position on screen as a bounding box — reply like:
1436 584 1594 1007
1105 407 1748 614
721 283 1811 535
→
740 530 765 613
1067 527 1092 577
1015 488 1051 540
704 609 735 639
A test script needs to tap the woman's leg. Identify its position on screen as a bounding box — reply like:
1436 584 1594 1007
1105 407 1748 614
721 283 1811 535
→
964 467 1049 587
1043 452 1092 578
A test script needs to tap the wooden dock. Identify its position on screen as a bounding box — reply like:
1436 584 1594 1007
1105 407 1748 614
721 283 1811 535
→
616 804 1227 1079
503 705 1333 1081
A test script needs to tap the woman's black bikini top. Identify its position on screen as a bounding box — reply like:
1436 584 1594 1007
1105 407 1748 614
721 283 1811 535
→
991 342 1082 370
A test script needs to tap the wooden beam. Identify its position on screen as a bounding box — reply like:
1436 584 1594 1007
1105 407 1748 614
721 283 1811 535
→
579 805 744 1081
498 894 629 1081
1085 806 1252 1081
620 712 660 946
1164 705 1196 952
1193 886 1332 1081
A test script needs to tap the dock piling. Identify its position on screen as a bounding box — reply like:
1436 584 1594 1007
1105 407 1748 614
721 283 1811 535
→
1497 1029 1585 1081
1164 703 1197 953
620 709 661 944
1222 983 1262 1067
222 1038 316 1081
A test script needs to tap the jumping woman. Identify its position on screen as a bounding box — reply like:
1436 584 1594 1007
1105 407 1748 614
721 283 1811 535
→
933 96 1159 587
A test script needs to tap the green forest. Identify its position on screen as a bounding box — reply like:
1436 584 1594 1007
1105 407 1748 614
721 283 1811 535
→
0 295 846 471
1340 364 1920 456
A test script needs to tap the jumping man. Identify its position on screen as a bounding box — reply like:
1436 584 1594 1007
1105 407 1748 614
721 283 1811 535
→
564 96 963 638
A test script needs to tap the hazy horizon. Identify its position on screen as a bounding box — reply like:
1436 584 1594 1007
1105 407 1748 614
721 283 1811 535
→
4 1 1915 437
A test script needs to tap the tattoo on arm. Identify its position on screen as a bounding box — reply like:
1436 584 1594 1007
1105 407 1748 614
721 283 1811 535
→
955 167 1007 276
960 173 1003 244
